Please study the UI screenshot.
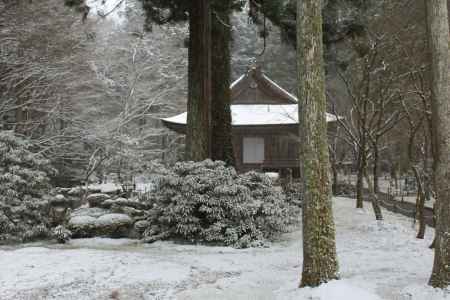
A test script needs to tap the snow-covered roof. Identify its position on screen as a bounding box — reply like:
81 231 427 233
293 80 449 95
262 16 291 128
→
230 67 298 105
162 104 338 126
260 74 298 103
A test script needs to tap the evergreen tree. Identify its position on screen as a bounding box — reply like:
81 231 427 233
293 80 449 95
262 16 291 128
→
211 0 235 166
185 0 212 161
140 0 242 164
297 0 339 287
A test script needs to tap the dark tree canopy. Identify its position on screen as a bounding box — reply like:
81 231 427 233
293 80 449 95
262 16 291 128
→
251 0 368 45
139 0 245 29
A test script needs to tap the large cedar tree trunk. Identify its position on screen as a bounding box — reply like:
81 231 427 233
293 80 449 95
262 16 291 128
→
297 0 339 287
427 0 450 288
211 0 235 166
185 0 211 161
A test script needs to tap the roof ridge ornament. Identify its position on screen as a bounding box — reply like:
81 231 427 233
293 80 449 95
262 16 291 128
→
247 58 263 75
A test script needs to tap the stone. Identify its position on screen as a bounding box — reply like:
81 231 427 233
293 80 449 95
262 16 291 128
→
49 206 70 226
49 194 71 206
87 193 111 208
112 205 145 218
67 208 133 238
133 220 150 234
101 198 150 210
68 186 84 196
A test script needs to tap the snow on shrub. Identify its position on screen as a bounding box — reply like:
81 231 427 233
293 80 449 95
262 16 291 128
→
0 131 56 243
142 160 297 248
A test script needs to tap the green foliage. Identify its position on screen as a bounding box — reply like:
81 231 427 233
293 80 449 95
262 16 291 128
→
139 0 245 30
64 0 84 6
0 131 55 204
142 160 298 248
0 131 55 243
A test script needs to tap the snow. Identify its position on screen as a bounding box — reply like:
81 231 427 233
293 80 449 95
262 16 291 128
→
163 104 338 126
279 280 384 300
0 197 442 300
230 74 245 89
88 182 123 194
262 74 298 103
86 0 128 26
68 215 97 226
265 172 280 181
96 213 132 226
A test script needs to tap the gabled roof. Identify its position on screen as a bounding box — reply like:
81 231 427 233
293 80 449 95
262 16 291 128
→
162 104 337 127
161 68 337 132
230 66 298 105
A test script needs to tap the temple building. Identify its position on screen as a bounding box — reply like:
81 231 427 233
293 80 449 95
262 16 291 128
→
162 66 337 176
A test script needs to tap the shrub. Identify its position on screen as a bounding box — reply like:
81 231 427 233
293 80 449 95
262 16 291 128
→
0 131 55 243
142 160 298 248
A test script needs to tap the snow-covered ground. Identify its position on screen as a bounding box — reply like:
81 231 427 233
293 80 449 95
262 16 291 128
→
342 174 435 209
0 197 446 300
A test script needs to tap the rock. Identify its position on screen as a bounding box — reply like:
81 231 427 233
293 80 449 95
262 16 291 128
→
54 187 72 195
112 205 145 218
71 207 109 218
99 183 122 194
87 186 102 193
67 208 133 238
101 198 150 210
49 194 71 206
133 220 150 234
48 193 83 210
68 186 84 196
87 193 111 208
49 206 70 226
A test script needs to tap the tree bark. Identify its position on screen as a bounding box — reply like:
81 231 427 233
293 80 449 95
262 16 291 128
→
185 0 211 161
356 146 365 208
297 0 339 287
332 163 338 195
412 166 426 239
372 141 379 194
363 167 383 221
210 0 235 166
426 0 450 289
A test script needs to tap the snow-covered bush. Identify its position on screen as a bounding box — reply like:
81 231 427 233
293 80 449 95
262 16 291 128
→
0 131 56 243
142 160 297 248
283 181 303 207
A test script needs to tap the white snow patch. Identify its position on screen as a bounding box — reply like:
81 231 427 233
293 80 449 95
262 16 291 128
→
88 182 123 194
0 197 442 300
86 0 128 26
69 215 97 226
265 172 280 180
162 104 338 126
96 213 132 226
277 280 384 300
402 284 450 300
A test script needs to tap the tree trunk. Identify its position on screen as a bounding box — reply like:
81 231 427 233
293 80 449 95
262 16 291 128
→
426 0 450 289
332 163 338 195
372 141 379 194
356 147 365 208
412 166 426 239
210 0 235 166
185 0 211 161
297 0 339 287
363 167 383 221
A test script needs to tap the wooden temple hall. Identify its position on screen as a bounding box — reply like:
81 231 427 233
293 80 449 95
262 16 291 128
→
162 66 337 177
